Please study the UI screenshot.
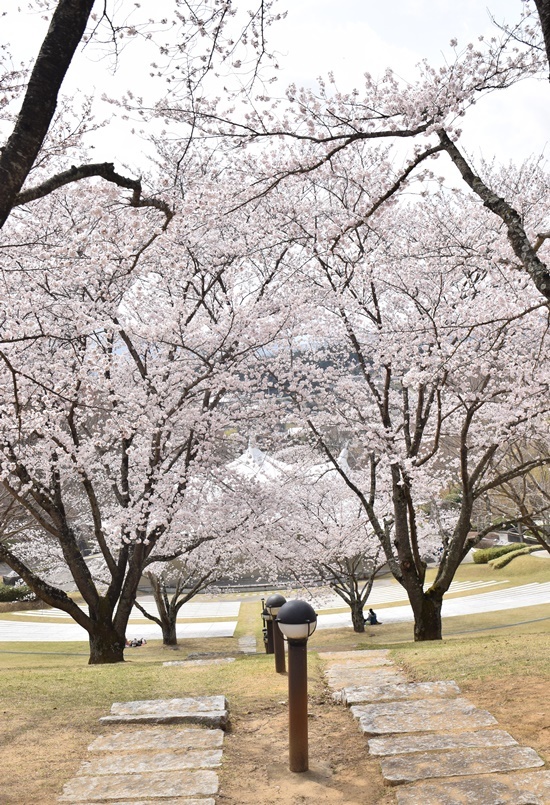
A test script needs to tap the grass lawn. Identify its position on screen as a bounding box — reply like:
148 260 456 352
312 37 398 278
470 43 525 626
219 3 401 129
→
0 556 548 803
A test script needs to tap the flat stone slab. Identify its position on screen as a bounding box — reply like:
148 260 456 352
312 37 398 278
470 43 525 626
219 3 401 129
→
75 801 216 805
381 745 543 784
74 801 215 805
319 649 390 661
342 680 460 704
327 668 408 688
100 697 228 729
58 769 219 802
369 729 518 756
352 697 497 735
110 696 227 716
88 728 223 753
396 770 550 804
79 749 222 776
326 657 393 669
163 657 236 668
99 712 227 729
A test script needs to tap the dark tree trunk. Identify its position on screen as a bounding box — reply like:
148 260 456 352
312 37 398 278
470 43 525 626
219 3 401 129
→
350 599 366 633
161 618 178 646
412 594 443 642
0 0 96 228
535 0 550 74
88 622 126 665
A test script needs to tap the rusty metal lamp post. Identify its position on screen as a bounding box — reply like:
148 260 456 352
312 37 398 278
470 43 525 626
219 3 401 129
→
265 593 286 673
276 599 317 773
261 603 274 654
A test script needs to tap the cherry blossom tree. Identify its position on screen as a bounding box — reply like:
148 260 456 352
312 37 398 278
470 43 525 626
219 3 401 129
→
479 441 550 554
0 157 287 663
250 142 550 641
136 553 224 647
277 447 386 632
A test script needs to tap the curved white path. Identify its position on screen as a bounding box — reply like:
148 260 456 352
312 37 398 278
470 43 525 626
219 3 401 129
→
1 581 549 641
317 582 550 629
0 599 240 642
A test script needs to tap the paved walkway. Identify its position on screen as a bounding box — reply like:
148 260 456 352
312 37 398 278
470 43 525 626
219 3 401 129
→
0 619 238 642
312 578 509 609
59 691 229 803
322 649 550 803
0 599 241 642
317 582 550 629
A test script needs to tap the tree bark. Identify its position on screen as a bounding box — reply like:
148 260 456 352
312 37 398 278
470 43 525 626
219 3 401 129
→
161 618 178 646
0 0 96 228
535 0 550 75
350 599 366 632
88 622 126 664
411 593 443 642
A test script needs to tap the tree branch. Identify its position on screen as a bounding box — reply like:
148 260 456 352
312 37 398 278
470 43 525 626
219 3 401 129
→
438 129 550 300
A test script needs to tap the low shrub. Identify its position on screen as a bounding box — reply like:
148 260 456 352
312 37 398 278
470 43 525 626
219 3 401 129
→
473 543 530 564
0 583 36 602
489 545 541 569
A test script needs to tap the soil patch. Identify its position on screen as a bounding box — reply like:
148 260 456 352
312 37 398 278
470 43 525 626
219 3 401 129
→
219 687 393 804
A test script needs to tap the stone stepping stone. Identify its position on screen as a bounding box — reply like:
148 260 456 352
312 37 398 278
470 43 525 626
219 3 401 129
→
74 801 215 804
58 769 218 802
88 728 223 753
99 696 228 730
319 649 390 661
327 668 408 688
396 769 550 804
325 656 393 669
163 657 236 668
342 680 460 705
352 697 497 735
381 745 543 784
79 748 222 776
369 729 518 756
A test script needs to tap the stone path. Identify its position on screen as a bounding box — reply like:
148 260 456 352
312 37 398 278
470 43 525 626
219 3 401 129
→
59 697 228 803
322 649 550 803
317 581 550 629
100 695 229 729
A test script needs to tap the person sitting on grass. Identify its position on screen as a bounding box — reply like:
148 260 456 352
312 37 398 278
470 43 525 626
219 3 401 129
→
366 608 381 625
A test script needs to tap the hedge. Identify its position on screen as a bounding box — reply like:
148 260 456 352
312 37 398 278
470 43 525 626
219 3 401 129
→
0 583 37 602
473 543 531 564
489 545 541 569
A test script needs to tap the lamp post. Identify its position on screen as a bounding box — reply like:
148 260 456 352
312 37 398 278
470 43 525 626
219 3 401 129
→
265 593 286 673
261 604 274 654
276 599 317 773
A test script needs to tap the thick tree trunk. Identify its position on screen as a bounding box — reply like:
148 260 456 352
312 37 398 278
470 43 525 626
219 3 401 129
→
535 0 550 74
412 594 442 642
350 600 366 633
88 623 126 664
161 619 178 646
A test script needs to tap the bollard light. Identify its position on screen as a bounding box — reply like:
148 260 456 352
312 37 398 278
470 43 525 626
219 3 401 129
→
266 593 286 673
261 605 274 654
276 599 317 773
265 593 287 618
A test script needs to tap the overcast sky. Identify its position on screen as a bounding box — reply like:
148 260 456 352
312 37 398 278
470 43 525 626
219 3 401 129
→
3 0 548 168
